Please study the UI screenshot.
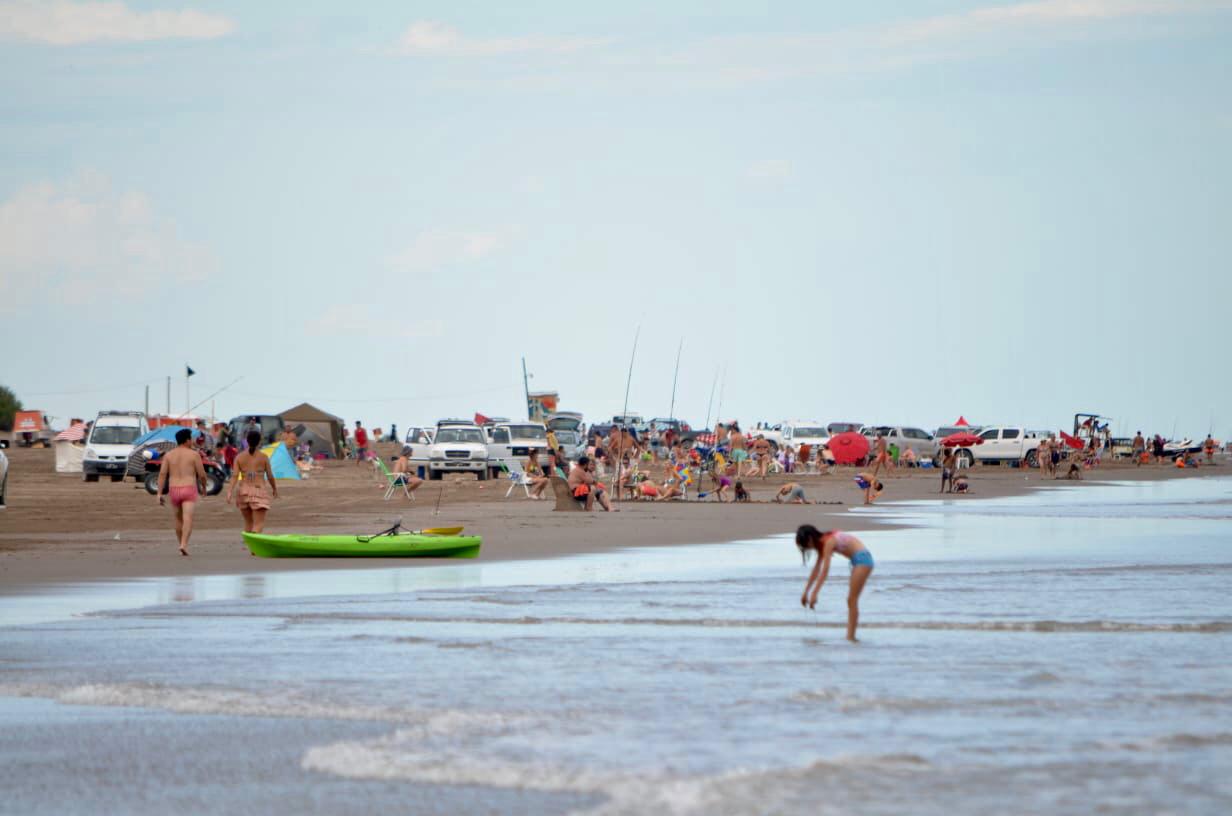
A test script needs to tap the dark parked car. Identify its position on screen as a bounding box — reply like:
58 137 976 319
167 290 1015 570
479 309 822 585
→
226 415 286 446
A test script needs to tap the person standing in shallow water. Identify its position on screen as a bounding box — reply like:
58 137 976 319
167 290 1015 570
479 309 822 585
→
796 524 875 642
225 430 278 534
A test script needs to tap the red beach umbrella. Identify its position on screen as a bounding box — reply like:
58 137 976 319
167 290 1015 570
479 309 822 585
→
828 431 869 465
942 431 983 447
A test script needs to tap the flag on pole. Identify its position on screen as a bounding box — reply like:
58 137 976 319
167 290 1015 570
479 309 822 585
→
186 365 196 377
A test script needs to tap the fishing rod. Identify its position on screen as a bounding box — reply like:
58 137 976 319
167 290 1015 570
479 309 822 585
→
614 323 642 505
703 367 718 433
668 337 683 422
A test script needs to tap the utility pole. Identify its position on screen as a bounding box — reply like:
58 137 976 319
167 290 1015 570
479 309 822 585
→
521 357 532 421
165 377 171 415
144 385 149 419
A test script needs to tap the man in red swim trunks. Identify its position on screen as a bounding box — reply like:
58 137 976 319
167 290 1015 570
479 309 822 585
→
157 428 208 556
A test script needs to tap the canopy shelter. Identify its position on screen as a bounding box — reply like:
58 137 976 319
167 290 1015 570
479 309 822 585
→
279 403 343 458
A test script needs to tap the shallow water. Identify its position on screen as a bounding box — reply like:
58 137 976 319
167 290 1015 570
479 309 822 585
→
2 478 1231 814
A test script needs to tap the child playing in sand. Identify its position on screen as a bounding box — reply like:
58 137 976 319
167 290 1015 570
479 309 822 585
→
707 468 732 502
773 483 810 504
796 525 875 642
954 473 971 492
854 472 883 505
734 480 750 502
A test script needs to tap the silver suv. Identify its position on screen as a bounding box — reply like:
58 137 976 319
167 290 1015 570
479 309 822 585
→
860 426 937 461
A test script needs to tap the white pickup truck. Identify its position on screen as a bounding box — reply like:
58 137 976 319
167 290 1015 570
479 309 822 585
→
427 421 490 481
753 421 830 453
955 426 1047 468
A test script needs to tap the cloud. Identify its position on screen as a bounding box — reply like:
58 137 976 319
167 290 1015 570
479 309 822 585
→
395 20 604 57
671 0 1232 85
388 228 514 271
391 1 1232 89
0 174 213 313
0 0 235 45
306 305 444 339
875 0 1232 47
745 159 793 183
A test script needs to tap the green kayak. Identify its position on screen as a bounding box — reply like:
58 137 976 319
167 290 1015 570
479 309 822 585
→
243 531 482 559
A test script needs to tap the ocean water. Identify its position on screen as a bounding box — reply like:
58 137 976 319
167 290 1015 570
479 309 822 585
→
1 478 1230 815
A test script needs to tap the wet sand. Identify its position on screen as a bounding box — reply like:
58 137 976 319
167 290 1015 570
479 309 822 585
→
0 443 1220 588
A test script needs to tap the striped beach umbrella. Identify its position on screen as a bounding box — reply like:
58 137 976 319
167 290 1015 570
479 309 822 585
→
54 424 87 442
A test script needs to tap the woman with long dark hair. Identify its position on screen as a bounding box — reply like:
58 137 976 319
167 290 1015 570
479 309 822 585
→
225 430 278 534
796 525 874 641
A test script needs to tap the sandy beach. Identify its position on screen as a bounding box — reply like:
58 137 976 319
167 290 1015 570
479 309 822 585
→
0 442 1219 588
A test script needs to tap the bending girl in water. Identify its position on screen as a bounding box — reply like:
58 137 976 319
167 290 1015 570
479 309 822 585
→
796 524 874 641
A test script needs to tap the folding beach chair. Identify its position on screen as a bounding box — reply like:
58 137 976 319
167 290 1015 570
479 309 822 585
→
376 458 415 501
496 459 533 499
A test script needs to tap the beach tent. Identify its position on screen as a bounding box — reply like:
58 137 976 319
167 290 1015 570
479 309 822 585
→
54 441 85 473
288 423 334 458
954 416 970 427
260 442 302 480
279 403 343 458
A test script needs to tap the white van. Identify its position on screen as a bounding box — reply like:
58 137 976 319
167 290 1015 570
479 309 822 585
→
83 411 148 482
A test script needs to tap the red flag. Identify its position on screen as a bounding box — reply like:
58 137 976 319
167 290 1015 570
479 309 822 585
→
474 413 490 425
1059 430 1084 450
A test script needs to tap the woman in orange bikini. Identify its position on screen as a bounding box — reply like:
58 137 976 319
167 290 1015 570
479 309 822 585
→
796 524 875 641
225 430 278 534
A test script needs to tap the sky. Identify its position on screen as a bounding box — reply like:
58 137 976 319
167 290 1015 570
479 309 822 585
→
1 0 1229 439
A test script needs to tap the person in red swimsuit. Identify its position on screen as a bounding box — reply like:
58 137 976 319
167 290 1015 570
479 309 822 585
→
157 428 208 556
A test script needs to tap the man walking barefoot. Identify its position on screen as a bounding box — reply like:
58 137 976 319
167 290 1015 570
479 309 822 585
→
158 428 208 556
